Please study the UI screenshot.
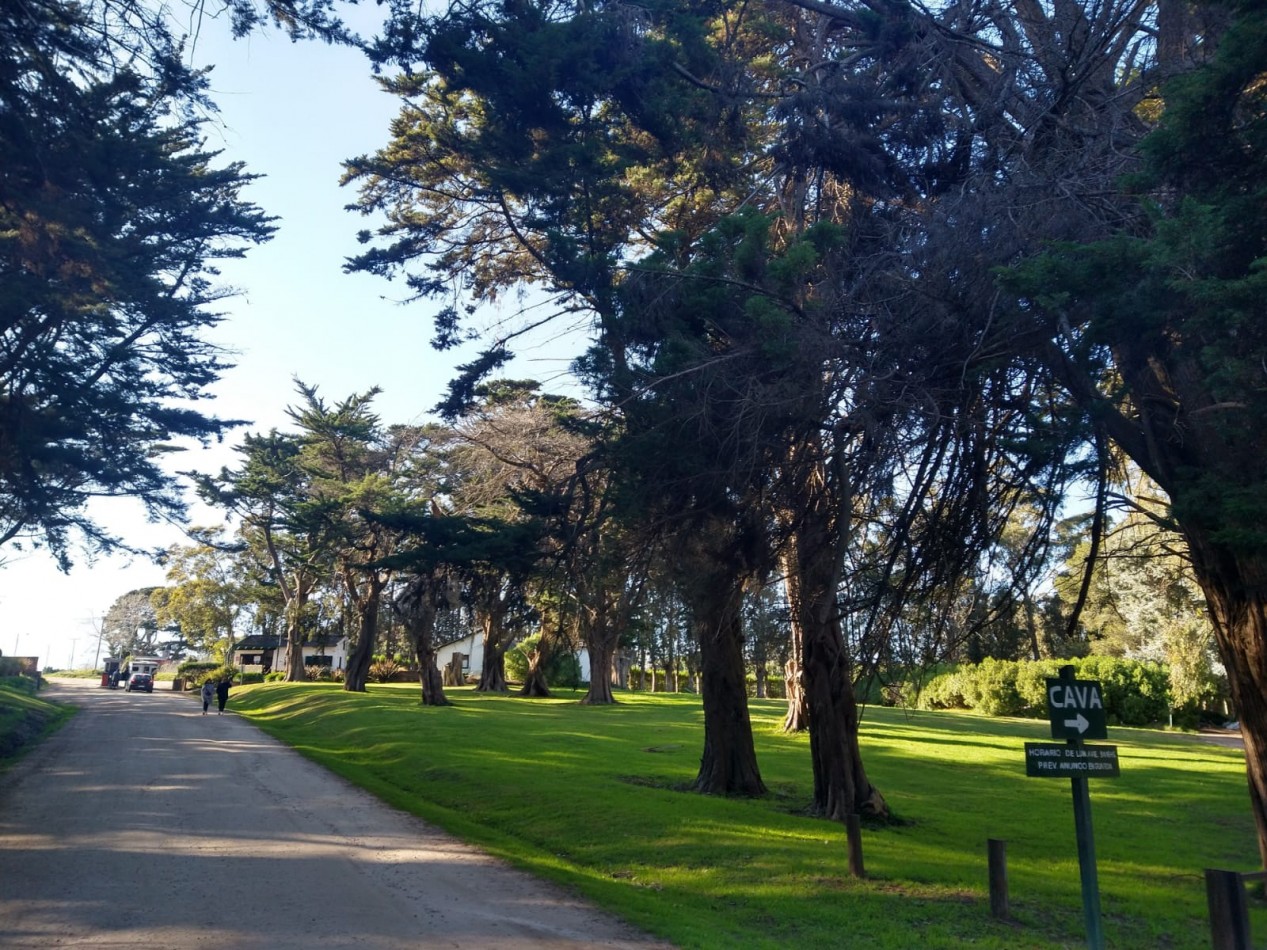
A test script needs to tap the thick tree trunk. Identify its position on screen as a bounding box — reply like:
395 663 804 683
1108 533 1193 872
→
280 579 310 682
1185 535 1267 869
400 581 449 707
519 632 555 697
687 572 766 797
783 457 886 819
475 599 510 692
613 648 632 689
478 643 508 692
283 617 307 682
582 639 617 704
801 614 887 819
520 662 552 697
343 598 378 692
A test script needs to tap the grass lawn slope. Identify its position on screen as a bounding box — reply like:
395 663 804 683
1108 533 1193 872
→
230 683 1263 949
0 679 75 763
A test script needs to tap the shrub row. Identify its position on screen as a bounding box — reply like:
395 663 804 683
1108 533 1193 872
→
913 657 1170 726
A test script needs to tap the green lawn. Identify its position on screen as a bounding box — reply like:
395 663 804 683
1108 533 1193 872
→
0 679 75 762
229 683 1260 949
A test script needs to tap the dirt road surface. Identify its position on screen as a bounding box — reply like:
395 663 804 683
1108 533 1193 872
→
0 678 673 949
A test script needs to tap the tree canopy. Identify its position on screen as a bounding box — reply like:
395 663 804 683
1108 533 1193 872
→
0 0 274 568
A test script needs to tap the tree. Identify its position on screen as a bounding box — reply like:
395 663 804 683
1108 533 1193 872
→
287 384 414 693
102 588 162 658
1051 483 1225 717
198 430 336 681
151 537 252 662
438 384 581 693
1000 1 1267 863
0 0 274 568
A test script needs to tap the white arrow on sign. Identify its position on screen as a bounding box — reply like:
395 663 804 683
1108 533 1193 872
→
1064 713 1090 734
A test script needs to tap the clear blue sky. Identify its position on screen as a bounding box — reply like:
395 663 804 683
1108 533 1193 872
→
1 16 580 667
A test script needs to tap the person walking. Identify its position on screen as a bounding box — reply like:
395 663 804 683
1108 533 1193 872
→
200 679 214 715
215 677 230 715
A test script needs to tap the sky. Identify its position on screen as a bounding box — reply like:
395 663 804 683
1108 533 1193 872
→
1 13 582 668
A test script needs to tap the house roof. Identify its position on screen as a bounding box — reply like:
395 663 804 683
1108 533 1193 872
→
234 635 281 651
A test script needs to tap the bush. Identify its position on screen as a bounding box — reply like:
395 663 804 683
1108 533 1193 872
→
1074 656 1169 726
969 658 1022 716
368 658 401 683
1015 660 1065 715
178 661 220 683
192 665 237 686
915 668 969 710
914 656 1172 727
265 671 286 682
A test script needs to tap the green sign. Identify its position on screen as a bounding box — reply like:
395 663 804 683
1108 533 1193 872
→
1025 742 1120 778
1047 677 1108 740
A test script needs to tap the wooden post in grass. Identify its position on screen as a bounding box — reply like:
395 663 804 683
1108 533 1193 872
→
988 838 1009 919
1206 868 1252 949
845 813 865 878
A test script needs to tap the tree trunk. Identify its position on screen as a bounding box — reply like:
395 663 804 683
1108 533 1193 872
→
478 642 508 692
582 638 617 704
475 597 510 692
519 632 554 698
283 615 307 683
686 571 766 797
343 595 378 692
400 579 449 707
612 648 628 689
784 454 886 819
781 562 809 732
520 662 552 697
280 578 310 682
1185 535 1267 869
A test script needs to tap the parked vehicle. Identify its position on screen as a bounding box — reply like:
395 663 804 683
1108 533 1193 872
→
126 672 154 693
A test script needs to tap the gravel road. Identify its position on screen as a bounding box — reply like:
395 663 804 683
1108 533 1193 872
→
0 678 672 949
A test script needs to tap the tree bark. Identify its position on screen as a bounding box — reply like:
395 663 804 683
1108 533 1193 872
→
343 594 379 692
475 592 511 693
582 639 616 704
398 576 450 707
1184 535 1267 869
519 630 557 698
783 446 886 819
519 660 552 697
478 639 508 692
685 567 766 797
782 592 809 732
283 613 307 683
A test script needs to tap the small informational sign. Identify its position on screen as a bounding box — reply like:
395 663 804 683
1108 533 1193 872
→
1025 742 1120 778
1047 677 1109 740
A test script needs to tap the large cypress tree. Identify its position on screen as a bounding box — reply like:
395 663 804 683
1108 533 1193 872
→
0 0 274 567
1006 0 1267 866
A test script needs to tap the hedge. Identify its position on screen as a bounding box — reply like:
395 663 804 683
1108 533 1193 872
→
914 657 1170 726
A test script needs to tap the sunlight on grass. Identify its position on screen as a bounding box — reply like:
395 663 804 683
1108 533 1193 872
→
229 682 1263 949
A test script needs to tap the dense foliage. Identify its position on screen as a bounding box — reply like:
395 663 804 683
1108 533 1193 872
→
0 0 274 567
914 658 1173 727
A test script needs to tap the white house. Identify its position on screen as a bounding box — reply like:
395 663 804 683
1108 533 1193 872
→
435 632 592 684
233 634 349 675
